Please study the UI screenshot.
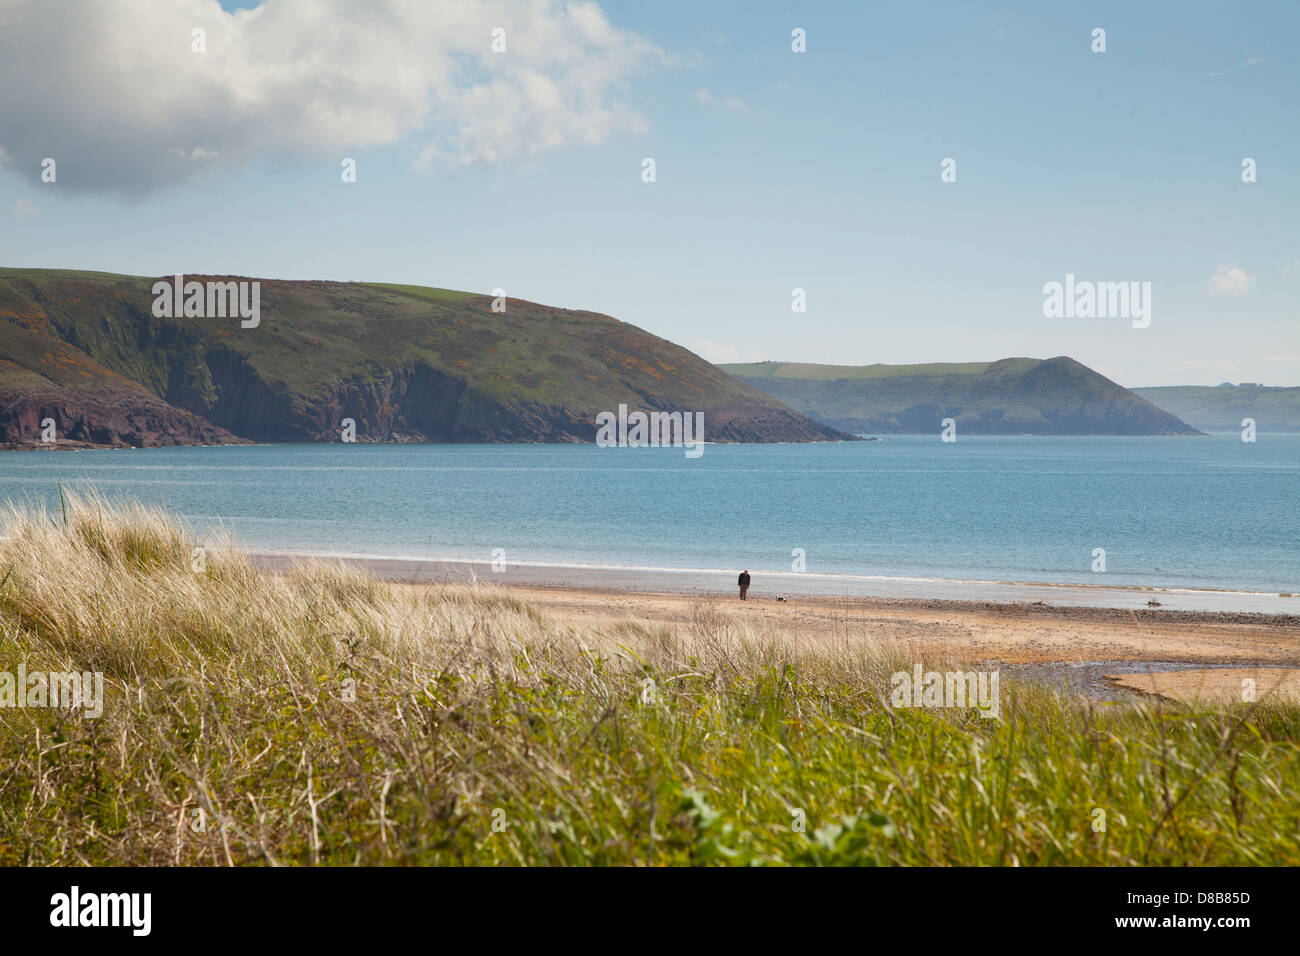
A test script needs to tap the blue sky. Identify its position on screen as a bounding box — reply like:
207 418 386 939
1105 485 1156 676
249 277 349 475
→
1 0 1296 387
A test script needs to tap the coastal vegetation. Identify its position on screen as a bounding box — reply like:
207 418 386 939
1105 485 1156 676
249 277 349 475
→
1 493 1295 866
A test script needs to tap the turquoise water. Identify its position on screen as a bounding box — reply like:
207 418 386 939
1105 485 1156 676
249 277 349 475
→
0 435 1297 594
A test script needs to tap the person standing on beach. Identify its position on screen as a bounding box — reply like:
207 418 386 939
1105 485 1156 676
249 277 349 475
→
738 570 751 601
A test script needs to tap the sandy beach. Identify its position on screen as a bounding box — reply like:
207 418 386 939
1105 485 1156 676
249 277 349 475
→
1106 668 1300 705
490 586 1300 703
250 552 1300 703
250 552 1300 615
483 585 1300 664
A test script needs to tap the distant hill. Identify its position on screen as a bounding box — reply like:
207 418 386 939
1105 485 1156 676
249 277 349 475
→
1133 385 1300 432
721 357 1203 435
0 268 849 448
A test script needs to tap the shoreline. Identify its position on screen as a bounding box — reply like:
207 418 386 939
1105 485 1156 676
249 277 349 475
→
251 550 1300 701
251 552 1300 679
398 582 1300 691
249 550 1300 618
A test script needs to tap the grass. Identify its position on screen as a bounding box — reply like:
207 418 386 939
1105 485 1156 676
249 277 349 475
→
361 282 482 304
1 492 1297 866
719 360 1006 381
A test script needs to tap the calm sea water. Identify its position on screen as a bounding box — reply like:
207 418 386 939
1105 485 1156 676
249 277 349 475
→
0 435 1297 595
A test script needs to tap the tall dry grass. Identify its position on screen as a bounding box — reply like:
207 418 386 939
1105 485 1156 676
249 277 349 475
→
0 490 1296 865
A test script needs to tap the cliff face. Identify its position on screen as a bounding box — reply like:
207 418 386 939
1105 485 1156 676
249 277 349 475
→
185 356 841 444
0 268 851 448
0 395 240 448
0 320 244 448
721 357 1204 436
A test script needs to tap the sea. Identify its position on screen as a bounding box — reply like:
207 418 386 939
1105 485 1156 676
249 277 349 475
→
1 434 1297 612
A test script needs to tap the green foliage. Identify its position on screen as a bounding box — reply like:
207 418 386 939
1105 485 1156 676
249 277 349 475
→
1 496 1296 866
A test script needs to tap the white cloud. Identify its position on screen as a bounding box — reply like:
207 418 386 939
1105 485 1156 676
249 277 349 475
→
168 147 221 164
1204 56 1263 78
692 87 747 114
1282 259 1300 279
1260 355 1300 368
1209 264 1255 296
10 198 39 221
692 340 763 364
0 0 662 196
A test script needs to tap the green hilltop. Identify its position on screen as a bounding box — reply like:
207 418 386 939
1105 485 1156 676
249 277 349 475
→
722 357 1202 435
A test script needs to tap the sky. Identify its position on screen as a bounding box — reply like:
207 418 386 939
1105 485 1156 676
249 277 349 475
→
0 0 1296 388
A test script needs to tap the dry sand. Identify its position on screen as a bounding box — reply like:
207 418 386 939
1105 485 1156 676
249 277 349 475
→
484 585 1300 667
430 585 1298 703
1106 668 1300 705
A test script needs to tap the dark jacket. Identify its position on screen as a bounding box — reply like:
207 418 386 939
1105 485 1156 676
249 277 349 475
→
738 572 751 587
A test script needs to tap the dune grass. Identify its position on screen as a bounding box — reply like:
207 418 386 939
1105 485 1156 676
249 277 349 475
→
0 491 1297 866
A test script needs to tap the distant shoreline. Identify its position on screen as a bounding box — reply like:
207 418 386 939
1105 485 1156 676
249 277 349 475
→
14 432 1289 453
